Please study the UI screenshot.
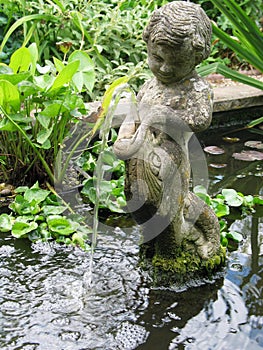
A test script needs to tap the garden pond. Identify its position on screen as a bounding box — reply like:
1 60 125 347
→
0 125 262 350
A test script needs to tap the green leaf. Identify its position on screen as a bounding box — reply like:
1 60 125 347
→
24 186 50 204
10 197 41 216
69 51 95 92
0 117 17 131
253 196 263 205
0 72 31 85
0 14 56 52
0 214 13 232
47 215 79 235
42 205 67 215
9 47 32 73
36 128 53 145
53 57 65 72
212 201 230 217
222 189 243 207
226 231 243 243
28 43 38 75
12 221 38 238
193 185 211 205
0 80 20 112
48 60 80 92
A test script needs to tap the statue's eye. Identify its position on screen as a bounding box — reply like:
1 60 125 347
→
153 55 163 62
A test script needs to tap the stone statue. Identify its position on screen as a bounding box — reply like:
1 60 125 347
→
113 1 225 284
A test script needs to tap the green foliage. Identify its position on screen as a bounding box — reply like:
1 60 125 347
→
199 0 263 90
77 130 127 213
0 182 92 249
193 185 263 249
0 44 94 184
0 0 155 99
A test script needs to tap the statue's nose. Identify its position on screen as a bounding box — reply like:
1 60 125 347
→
160 64 170 74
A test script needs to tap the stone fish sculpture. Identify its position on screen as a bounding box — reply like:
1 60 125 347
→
113 1 225 284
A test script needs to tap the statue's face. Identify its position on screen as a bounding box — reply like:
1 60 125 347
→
147 39 196 84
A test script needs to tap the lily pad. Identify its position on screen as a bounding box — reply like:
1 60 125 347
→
204 146 225 155
208 163 227 168
244 140 263 150
232 150 263 161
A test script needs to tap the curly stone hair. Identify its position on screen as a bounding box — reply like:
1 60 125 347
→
143 1 212 65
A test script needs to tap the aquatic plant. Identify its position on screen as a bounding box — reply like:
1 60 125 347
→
0 182 92 249
0 44 95 185
193 185 263 248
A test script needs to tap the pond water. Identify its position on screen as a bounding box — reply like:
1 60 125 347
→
0 127 262 350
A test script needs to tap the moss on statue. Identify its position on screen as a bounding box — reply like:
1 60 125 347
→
150 245 226 286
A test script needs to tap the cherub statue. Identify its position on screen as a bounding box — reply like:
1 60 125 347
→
113 1 224 280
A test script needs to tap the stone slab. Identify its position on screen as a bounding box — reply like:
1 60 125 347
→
87 82 263 124
213 84 263 112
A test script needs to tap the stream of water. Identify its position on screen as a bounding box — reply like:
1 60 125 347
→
0 127 262 349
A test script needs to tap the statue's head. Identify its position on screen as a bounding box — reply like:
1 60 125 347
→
143 1 211 83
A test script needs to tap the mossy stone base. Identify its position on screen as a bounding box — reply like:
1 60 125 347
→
141 245 226 287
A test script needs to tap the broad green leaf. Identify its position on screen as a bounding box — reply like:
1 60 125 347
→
53 57 65 72
42 205 67 215
0 80 20 112
36 114 52 129
9 196 41 215
222 188 243 207
24 187 50 204
9 47 32 73
212 201 230 217
37 128 53 145
0 214 13 232
0 72 31 85
12 221 38 238
69 50 94 72
0 117 17 131
40 102 67 118
48 60 80 92
226 231 243 243
47 215 79 235
69 51 95 92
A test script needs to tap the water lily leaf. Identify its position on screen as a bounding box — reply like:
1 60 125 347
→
244 140 263 150
0 214 13 232
208 163 227 168
12 221 38 238
232 150 263 161
204 146 225 155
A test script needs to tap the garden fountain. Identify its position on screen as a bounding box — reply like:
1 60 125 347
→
1 2 263 349
113 1 225 284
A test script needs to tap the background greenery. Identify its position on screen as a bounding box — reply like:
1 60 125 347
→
1 0 262 101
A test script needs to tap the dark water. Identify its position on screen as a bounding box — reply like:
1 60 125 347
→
0 127 262 350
